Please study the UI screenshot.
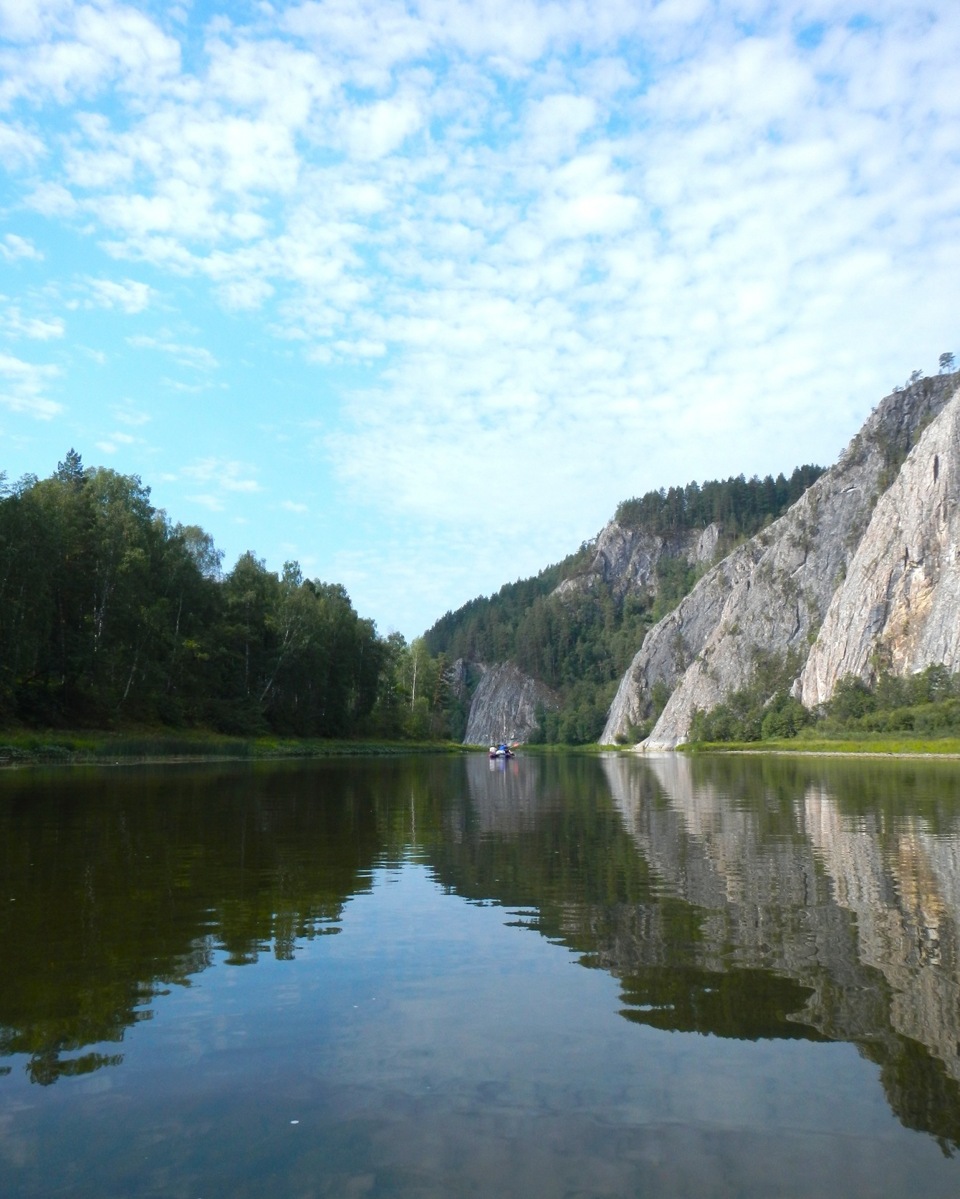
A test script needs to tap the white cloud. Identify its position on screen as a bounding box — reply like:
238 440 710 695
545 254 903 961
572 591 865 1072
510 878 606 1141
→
2 1 960 634
0 234 43 262
96 431 136 454
113 401 150 426
25 182 78 217
2 307 65 340
86 276 153 313
187 493 225 512
182 458 262 494
127 334 218 371
0 2 180 106
0 0 73 43
0 353 61 419
0 120 46 168
526 92 598 161
339 94 423 160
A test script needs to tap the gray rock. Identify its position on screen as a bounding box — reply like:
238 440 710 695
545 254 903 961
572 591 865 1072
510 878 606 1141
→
801 381 960 704
462 520 720 746
553 521 721 603
602 375 960 747
462 661 559 745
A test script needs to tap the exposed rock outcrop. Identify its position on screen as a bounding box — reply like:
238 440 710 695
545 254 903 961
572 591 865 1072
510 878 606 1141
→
800 389 960 704
460 522 720 746
462 661 559 745
553 521 721 602
602 375 960 746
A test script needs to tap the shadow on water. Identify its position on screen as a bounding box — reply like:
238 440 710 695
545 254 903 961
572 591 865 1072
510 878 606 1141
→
3 751 960 1153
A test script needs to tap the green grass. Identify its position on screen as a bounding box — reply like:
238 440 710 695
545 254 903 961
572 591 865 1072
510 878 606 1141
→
681 735 960 756
0 728 470 768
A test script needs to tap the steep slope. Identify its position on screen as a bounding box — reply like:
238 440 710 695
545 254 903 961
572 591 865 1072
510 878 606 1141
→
462 662 559 745
602 375 959 747
552 522 720 602
800 383 960 705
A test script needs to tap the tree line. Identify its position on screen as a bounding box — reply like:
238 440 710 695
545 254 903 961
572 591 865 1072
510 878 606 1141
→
0 453 456 739
689 663 960 745
614 465 824 536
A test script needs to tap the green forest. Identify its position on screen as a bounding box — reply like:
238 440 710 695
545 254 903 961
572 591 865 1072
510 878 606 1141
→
0 452 461 741
424 466 824 743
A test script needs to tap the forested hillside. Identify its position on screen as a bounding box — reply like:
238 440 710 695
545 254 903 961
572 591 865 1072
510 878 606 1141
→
0 453 450 738
425 466 824 743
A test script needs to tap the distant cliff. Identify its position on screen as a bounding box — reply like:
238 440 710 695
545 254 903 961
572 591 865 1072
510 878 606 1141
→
462 662 560 745
458 525 723 743
602 374 960 746
553 522 720 603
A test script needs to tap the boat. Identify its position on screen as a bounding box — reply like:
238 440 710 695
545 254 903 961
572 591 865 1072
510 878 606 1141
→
488 743 515 759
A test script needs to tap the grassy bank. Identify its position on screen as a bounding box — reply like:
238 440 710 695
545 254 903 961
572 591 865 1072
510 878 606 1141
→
0 728 470 768
681 735 960 756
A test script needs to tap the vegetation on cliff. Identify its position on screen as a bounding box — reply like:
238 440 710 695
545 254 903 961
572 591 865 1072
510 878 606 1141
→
614 465 823 535
689 662 960 747
425 466 824 743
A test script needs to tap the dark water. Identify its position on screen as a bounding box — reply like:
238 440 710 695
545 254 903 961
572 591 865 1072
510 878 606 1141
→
2 752 960 1197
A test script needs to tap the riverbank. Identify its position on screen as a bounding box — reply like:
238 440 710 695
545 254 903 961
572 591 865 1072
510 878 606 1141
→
0 729 469 769
679 735 960 756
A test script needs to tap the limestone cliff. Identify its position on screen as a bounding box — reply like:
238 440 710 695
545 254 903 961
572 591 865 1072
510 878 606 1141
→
460 521 719 745
602 374 960 747
462 662 559 745
800 387 960 704
553 521 720 602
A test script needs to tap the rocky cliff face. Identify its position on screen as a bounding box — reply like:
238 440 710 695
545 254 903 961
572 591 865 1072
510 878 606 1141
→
602 375 960 747
460 519 720 745
800 387 960 705
553 521 720 602
462 662 559 745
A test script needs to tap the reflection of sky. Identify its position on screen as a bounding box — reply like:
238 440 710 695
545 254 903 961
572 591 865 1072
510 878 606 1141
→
3 863 958 1198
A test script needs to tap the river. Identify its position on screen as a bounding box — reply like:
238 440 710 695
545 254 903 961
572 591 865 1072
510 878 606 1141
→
2 752 960 1197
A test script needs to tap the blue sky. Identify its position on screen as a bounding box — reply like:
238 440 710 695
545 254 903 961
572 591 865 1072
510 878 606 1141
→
2 0 959 639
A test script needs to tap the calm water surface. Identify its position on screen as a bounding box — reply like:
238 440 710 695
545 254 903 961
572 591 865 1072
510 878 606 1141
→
2 752 960 1197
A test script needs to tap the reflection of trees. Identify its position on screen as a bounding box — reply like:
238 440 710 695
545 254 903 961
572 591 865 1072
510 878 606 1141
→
432 751 960 1149
0 758 454 1085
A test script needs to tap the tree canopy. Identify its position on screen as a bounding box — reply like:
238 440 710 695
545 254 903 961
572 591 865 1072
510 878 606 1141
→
0 454 395 737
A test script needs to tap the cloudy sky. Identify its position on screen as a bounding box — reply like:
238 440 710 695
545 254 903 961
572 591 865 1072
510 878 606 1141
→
2 1 958 638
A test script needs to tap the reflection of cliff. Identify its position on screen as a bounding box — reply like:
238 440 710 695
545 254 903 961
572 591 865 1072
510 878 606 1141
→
804 785 960 1084
601 754 960 1148
459 753 549 837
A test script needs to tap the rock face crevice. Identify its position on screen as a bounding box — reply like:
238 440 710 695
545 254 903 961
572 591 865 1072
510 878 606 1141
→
602 375 960 747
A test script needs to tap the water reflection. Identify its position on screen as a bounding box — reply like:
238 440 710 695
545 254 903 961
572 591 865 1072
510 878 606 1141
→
603 753 960 1150
3 751 960 1157
0 759 396 1084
